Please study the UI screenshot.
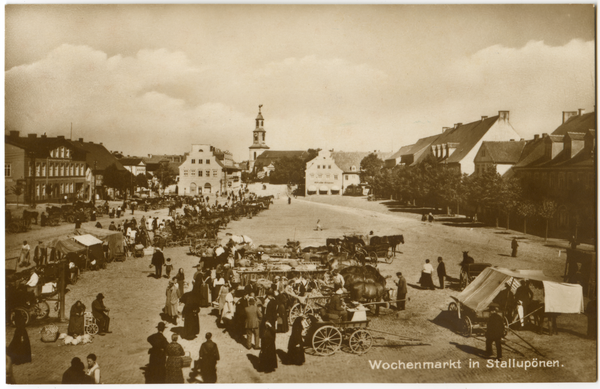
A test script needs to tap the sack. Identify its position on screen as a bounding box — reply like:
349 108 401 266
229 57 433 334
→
182 352 192 368
41 325 59 342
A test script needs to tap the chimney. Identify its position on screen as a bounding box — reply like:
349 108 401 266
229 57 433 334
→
442 127 451 133
9 131 20 138
533 134 539 140
27 134 37 139
520 138 524 141
89 141 94 144
100 142 103 145
565 133 586 158
41 134 47 139
498 111 510 121
79 138 83 142
562 111 578 123
454 123 462 130
57 135 65 140
510 139 515 142
578 108 586 116
481 116 488 121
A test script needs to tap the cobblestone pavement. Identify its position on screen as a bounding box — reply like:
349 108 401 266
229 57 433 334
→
6 197 596 383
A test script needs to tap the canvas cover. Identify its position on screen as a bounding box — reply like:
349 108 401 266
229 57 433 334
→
457 267 584 314
75 228 124 260
73 234 103 247
53 239 87 255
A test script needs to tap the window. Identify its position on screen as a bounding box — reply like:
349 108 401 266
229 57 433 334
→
60 164 65 177
206 170 210 177
54 164 59 177
191 170 196 176
28 162 33 177
206 159 210 164
192 159 195 164
213 169 217 176
41 163 46 177
345 175 349 180
184 170 188 177
328 165 331 169
59 147 64 158
60 183 64 194
66 148 70 158
70 164 74 176
334 175 338 180
80 164 84 176
481 149 486 157
199 159 203 164
5 164 11 177
42 185 46 197
351 166 357 172
36 184 40 198
326 174 330 179
49 163 54 177
198 170 203 177
317 165 320 169
318 173 323 178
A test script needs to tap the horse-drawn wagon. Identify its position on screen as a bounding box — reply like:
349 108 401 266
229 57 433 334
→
305 308 373 355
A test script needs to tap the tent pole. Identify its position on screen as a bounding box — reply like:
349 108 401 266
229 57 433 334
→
508 327 546 358
59 260 66 322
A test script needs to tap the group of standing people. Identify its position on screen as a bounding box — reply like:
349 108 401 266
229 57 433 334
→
61 354 101 384
418 257 446 290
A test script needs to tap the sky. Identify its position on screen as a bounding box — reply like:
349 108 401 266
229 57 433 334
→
5 5 596 162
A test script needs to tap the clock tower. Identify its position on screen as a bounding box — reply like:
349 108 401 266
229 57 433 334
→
248 104 270 171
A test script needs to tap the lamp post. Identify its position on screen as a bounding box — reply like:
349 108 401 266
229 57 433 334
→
92 160 97 204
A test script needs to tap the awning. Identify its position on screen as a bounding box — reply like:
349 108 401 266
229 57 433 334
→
73 234 103 247
319 185 329 192
307 185 317 192
331 185 340 191
54 239 87 255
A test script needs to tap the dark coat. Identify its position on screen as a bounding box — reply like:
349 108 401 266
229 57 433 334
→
152 251 165 268
91 298 108 321
245 304 261 329
396 276 407 295
199 339 220 383
486 312 505 340
259 325 277 372
147 332 169 384
264 299 278 327
437 262 447 277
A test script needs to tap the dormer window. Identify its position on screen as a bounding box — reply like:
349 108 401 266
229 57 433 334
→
351 166 357 172
199 149 203 152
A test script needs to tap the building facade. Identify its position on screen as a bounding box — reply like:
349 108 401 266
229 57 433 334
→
248 105 270 172
5 131 88 203
178 144 241 196
119 158 147 176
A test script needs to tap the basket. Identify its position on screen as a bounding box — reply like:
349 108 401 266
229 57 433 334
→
41 325 59 343
182 351 192 368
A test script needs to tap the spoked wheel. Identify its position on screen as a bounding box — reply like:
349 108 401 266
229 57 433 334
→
503 315 510 337
35 301 50 320
448 302 458 314
67 215 75 223
85 322 99 335
289 303 304 323
10 308 30 327
312 325 342 356
369 251 378 264
385 248 394 264
349 329 373 354
459 316 472 337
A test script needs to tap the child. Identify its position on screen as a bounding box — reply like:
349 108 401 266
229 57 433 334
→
165 258 173 279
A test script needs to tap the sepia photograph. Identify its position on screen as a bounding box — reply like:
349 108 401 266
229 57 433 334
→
4 4 597 384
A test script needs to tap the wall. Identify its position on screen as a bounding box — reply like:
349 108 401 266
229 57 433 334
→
5 143 25 203
461 120 521 175
305 150 343 195
179 144 241 196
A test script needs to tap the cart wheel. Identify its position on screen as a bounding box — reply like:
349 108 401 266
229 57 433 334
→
459 273 468 291
369 251 378 264
312 325 342 356
85 322 99 335
503 315 510 337
448 302 458 313
35 301 50 320
8 222 19 234
289 303 304 323
349 329 373 354
67 215 75 223
459 316 472 337
385 249 394 264
10 309 30 327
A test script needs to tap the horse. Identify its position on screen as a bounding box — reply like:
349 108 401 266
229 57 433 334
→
347 281 391 315
528 300 559 335
22 209 39 225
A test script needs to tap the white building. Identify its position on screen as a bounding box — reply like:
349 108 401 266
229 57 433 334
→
248 105 270 172
178 144 241 196
119 158 146 176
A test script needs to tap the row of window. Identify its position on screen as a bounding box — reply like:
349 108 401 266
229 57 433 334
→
183 169 219 177
525 171 594 190
33 183 75 198
190 159 210 165
317 165 332 169
29 162 86 178
50 146 71 159
309 173 340 180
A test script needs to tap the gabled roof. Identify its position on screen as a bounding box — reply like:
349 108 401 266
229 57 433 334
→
119 158 145 166
331 151 392 173
433 116 500 163
551 112 596 136
386 144 414 161
513 138 547 168
68 140 126 172
256 150 309 166
6 135 87 160
479 141 527 164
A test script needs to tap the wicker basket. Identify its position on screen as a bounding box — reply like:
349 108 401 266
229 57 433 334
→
40 325 59 343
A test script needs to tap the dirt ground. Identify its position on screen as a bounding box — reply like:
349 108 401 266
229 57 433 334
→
5 196 597 383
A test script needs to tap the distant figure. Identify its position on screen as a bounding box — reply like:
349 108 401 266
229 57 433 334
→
288 197 291 205
67 301 86 337
92 293 111 335
151 248 165 279
511 238 519 257
428 213 434 223
395 272 407 310
7 310 31 365
287 317 305 365
437 257 446 289
19 241 31 267
259 322 277 373
165 258 173 279
316 219 322 231
420 259 435 290
569 235 579 250
147 322 169 384
199 332 220 383
421 213 427 222
165 334 185 383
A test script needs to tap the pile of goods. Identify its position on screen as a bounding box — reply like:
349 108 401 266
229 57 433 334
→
59 333 94 345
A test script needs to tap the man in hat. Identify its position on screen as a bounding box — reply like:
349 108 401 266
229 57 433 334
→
395 272 407 310
485 303 505 360
151 248 165 279
199 332 220 383
326 289 348 322
33 241 47 266
92 293 111 335
147 322 169 383
511 237 519 257
108 221 117 231
332 270 345 292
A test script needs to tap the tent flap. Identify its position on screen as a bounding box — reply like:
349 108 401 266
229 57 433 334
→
73 234 103 247
542 281 585 313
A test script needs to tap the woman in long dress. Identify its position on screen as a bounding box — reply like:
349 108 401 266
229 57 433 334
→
287 317 305 365
276 293 289 333
220 289 235 327
165 334 185 383
199 277 210 308
67 300 86 337
259 322 277 373
165 281 180 325
212 275 225 301
217 285 230 320
175 269 185 296
7 310 31 365
180 283 201 340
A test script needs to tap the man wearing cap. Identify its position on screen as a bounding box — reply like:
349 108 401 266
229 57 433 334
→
92 293 111 335
485 304 505 360
33 241 47 266
151 248 165 279
147 322 169 383
395 272 407 310
326 289 348 322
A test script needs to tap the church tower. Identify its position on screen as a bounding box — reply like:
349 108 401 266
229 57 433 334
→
248 104 270 171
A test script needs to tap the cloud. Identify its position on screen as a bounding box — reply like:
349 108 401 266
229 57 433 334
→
5 39 595 162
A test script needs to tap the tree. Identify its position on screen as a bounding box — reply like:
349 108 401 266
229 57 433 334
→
136 173 149 188
270 156 306 185
517 200 537 235
103 163 132 192
155 162 177 189
499 176 522 230
8 185 23 207
538 199 558 242
465 169 503 227
360 153 384 184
